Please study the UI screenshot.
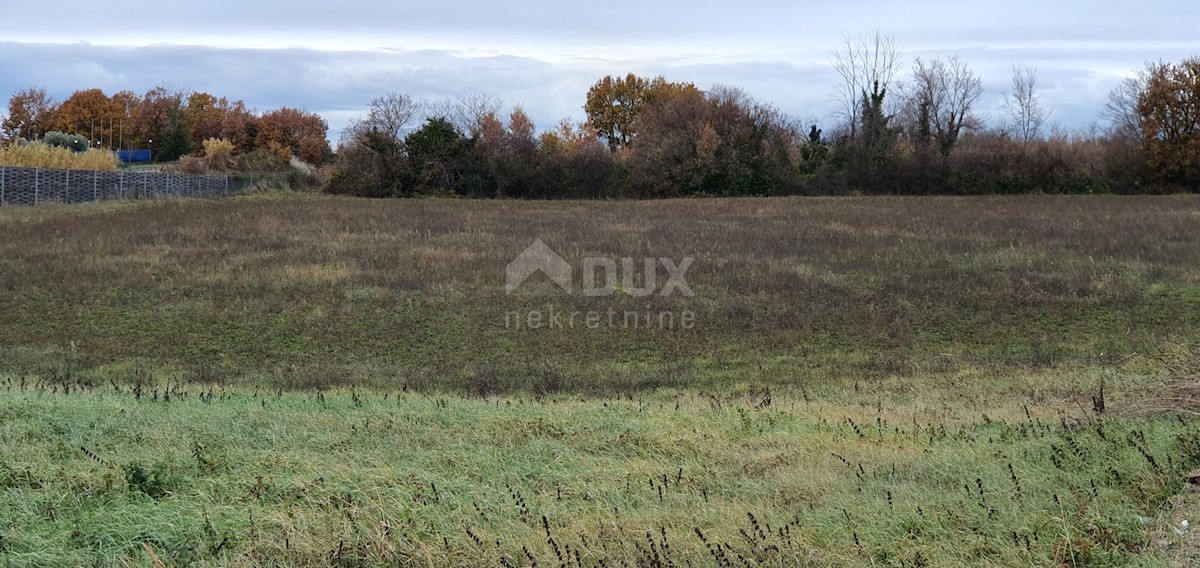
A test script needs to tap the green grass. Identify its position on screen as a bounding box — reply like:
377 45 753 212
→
1 194 1199 566
1 371 1197 567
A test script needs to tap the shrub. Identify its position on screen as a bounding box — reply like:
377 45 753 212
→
202 138 237 171
42 131 91 152
238 147 291 172
179 156 207 174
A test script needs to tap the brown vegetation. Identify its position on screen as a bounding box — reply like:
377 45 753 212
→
2 194 1198 393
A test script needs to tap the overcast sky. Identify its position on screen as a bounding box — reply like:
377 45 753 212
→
1 1 1196 140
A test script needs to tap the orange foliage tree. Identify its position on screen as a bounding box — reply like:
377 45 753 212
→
257 107 330 165
1138 57 1200 186
584 74 700 151
3 87 58 142
54 89 124 148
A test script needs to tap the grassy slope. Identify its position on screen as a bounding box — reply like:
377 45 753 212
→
1 194 1199 566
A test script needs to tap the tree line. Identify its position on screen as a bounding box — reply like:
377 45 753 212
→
3 32 1198 196
328 34 1198 197
1 86 331 167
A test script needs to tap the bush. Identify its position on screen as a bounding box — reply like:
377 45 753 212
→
238 147 291 172
42 131 91 152
325 131 408 198
202 138 237 171
179 156 207 174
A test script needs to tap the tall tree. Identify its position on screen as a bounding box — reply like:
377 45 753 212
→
1137 57 1200 186
345 91 420 145
1104 63 1157 141
130 86 186 158
219 101 258 153
830 30 900 140
55 89 124 148
109 90 140 150
157 106 193 162
858 80 899 164
3 87 58 141
584 74 700 151
904 56 982 157
184 92 231 149
1002 65 1050 144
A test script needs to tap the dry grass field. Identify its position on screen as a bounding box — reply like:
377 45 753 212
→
1 193 1198 393
1 193 1199 567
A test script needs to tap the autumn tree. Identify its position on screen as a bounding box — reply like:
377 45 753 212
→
184 92 234 150
3 87 58 141
257 107 331 165
537 119 623 198
219 101 259 153
130 86 187 159
109 90 140 150
55 89 124 149
1137 57 1200 187
627 86 798 196
584 74 700 151
480 106 541 197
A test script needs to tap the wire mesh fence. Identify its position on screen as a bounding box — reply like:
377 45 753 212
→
0 166 237 206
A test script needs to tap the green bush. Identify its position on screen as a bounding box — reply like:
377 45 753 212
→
42 131 91 152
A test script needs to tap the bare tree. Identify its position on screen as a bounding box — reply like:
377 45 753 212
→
366 92 419 142
341 91 420 147
829 30 901 140
427 91 503 137
1002 65 1050 144
904 55 983 156
1102 62 1161 140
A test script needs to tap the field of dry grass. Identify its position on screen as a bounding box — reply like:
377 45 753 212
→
1 193 1198 393
2 194 1200 566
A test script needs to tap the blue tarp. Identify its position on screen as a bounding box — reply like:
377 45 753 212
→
118 149 152 163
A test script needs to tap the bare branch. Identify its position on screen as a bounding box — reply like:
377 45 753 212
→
829 30 900 140
1002 65 1050 144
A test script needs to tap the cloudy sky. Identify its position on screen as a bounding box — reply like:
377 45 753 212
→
1 1 1196 140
